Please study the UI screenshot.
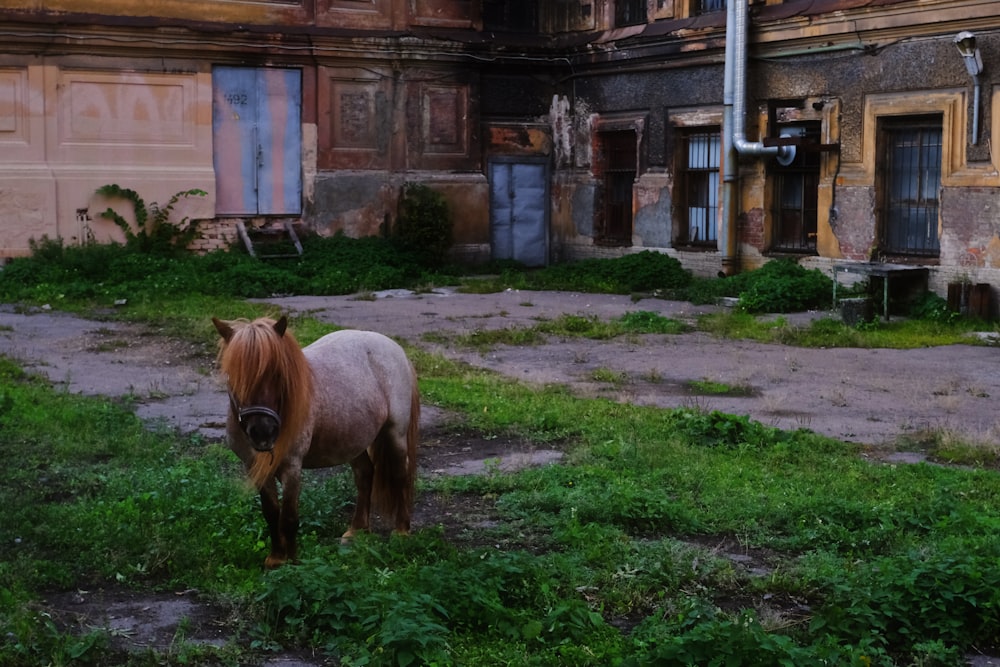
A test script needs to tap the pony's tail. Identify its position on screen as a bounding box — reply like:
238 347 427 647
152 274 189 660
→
371 378 419 530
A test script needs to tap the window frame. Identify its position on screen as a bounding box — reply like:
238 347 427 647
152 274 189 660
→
596 128 638 246
770 121 821 254
615 0 647 26
692 0 724 16
876 115 943 258
676 127 722 247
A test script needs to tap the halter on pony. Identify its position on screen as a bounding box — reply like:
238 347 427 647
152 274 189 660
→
213 315 314 487
228 389 282 451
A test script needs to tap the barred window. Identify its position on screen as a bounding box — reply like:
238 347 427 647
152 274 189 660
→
878 116 942 257
679 129 721 245
616 0 646 26
693 0 724 15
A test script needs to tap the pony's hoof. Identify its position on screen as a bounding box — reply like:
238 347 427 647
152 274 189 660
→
340 528 367 545
264 555 287 569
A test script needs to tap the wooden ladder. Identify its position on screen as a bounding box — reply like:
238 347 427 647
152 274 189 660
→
236 221 303 259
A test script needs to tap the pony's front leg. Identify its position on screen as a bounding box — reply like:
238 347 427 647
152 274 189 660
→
342 451 374 543
259 478 289 569
272 472 302 567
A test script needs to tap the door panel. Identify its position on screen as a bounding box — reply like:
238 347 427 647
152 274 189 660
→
213 67 259 215
489 160 548 267
213 67 302 216
257 69 302 214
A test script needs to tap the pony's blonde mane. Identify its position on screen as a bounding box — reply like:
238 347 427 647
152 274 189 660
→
217 318 314 488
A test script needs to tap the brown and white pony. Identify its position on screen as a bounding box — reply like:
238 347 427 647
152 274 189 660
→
213 316 419 568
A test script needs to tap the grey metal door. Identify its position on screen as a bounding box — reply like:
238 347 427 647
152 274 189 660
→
489 160 548 267
212 66 302 216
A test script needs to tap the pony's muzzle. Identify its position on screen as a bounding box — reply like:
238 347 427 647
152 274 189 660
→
245 417 280 451
234 402 283 452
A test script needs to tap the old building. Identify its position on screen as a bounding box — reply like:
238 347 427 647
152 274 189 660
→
2 1 999 311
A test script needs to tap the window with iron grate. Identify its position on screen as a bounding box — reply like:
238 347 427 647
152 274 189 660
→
598 130 637 245
693 0 724 15
678 129 721 246
771 123 820 253
877 115 942 258
616 0 646 26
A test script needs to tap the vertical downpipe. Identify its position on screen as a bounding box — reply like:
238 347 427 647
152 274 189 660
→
721 0 739 275
721 0 790 275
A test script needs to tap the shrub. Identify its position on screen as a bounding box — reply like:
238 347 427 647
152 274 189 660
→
736 259 833 313
909 291 960 323
529 251 692 293
393 182 453 269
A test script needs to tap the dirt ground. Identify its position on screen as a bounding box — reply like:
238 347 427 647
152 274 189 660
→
3 290 1000 666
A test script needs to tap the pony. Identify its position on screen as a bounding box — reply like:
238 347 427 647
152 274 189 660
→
212 315 419 568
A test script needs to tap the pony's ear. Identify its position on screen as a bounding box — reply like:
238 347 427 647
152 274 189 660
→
273 316 288 337
212 317 234 342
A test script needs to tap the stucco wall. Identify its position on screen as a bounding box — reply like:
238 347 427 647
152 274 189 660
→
0 60 215 257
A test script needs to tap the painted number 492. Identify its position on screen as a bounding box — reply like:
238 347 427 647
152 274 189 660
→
225 92 248 105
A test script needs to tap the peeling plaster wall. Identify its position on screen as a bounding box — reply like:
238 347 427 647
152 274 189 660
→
306 171 488 258
633 171 672 248
308 172 396 238
940 187 1000 270
0 60 215 257
548 23 1000 291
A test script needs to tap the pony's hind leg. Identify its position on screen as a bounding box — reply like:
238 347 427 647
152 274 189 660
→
342 450 374 543
371 424 415 537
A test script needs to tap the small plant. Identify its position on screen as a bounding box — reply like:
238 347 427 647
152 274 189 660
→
736 259 833 313
618 310 688 334
393 182 453 269
96 184 207 256
590 367 628 384
687 378 753 396
909 291 961 324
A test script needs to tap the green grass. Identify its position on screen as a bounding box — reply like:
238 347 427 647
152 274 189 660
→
3 237 1000 665
697 311 995 348
3 323 1000 665
687 378 754 396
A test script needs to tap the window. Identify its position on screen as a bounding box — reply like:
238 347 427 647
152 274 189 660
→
615 0 646 26
598 130 637 245
877 116 942 257
772 123 820 253
693 0 724 15
483 0 537 32
679 129 720 245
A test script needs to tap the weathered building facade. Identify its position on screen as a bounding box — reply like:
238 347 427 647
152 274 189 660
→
2 0 999 307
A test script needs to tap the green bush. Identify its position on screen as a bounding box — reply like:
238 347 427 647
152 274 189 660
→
908 291 960 323
393 182 454 269
528 251 692 293
736 259 833 313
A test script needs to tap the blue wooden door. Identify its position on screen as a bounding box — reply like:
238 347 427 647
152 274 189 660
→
213 67 302 215
489 160 549 267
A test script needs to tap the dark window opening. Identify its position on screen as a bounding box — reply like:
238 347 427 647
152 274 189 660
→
771 123 820 253
616 0 646 26
483 0 537 32
678 129 720 246
878 116 942 258
598 130 637 245
693 0 724 15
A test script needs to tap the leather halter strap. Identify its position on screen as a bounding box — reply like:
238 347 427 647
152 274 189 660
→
229 391 282 432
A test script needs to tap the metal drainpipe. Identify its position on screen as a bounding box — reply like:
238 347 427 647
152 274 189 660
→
721 0 792 274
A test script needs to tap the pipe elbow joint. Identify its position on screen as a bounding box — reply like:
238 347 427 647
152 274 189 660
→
733 134 787 160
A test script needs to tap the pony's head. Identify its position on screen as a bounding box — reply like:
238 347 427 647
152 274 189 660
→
213 316 314 487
